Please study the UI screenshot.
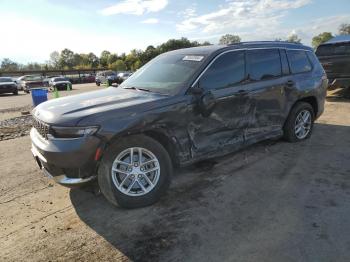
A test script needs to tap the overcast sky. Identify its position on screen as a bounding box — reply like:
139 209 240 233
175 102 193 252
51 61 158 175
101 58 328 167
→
1 0 350 63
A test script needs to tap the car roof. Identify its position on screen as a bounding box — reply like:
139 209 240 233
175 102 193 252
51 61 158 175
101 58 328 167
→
323 35 350 45
167 41 312 56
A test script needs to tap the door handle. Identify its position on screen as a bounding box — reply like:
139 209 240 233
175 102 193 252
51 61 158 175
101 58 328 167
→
286 80 294 87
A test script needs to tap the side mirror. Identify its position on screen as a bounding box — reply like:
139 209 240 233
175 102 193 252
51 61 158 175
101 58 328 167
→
189 83 204 95
190 82 216 116
200 91 216 116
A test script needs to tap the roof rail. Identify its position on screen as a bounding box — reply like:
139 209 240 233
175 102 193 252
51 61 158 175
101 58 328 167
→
228 41 302 46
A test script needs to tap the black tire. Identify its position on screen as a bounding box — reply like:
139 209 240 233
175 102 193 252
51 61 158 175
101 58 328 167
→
96 82 100 86
98 135 172 208
13 90 18 95
283 102 314 143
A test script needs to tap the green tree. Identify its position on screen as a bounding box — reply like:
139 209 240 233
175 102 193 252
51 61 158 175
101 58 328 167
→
100 50 111 67
107 53 119 66
140 45 159 65
87 52 99 68
312 32 333 48
219 34 241 45
339 23 350 35
158 37 199 53
59 48 75 69
287 34 301 43
109 59 127 71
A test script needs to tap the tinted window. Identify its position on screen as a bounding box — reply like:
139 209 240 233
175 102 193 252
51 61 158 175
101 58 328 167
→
247 49 282 81
200 51 245 90
287 50 312 74
306 51 323 73
316 43 350 56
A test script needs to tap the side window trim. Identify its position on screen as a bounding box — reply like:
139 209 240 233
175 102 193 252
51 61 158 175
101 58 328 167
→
279 49 291 75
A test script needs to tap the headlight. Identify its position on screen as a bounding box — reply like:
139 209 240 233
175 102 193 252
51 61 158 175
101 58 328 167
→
49 126 99 139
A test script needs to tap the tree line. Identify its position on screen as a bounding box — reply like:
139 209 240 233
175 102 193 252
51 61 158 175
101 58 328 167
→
1 23 349 72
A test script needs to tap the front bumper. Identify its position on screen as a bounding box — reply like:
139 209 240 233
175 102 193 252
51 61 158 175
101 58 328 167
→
30 128 101 187
0 86 17 94
43 169 96 187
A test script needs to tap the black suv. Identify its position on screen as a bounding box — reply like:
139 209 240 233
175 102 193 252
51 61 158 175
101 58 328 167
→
316 35 350 89
31 41 327 208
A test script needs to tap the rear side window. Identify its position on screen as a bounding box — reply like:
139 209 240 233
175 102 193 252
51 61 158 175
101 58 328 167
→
247 49 282 81
287 50 312 74
200 51 245 90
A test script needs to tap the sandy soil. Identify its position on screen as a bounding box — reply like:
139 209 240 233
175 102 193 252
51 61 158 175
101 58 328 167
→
0 88 349 262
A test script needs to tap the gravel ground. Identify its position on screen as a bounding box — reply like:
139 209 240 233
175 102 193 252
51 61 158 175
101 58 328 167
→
0 87 349 262
0 115 33 141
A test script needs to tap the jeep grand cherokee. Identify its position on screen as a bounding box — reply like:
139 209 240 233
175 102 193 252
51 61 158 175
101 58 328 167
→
30 41 327 208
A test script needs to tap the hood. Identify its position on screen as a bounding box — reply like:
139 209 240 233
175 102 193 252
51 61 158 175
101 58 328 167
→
33 87 168 125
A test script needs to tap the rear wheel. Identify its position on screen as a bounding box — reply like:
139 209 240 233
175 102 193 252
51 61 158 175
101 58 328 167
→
96 82 100 86
283 102 314 142
13 90 18 95
98 135 172 208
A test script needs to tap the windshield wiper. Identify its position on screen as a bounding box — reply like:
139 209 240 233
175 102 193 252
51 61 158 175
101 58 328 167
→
122 86 151 92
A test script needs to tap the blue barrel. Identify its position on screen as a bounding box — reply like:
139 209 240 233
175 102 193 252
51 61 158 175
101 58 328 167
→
31 88 48 107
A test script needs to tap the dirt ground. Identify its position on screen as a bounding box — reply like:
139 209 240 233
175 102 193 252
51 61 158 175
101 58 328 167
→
0 87 350 262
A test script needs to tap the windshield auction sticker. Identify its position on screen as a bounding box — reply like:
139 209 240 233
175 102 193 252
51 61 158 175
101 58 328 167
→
183 55 204 62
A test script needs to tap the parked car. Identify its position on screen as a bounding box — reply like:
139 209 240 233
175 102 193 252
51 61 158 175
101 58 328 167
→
50 77 72 90
18 75 44 93
0 77 18 95
316 35 350 89
30 41 327 208
43 75 60 87
117 72 132 84
95 71 118 86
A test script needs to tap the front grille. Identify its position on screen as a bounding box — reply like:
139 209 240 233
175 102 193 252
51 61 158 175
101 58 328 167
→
33 117 50 140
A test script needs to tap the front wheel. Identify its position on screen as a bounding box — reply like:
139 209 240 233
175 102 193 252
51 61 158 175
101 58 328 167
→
98 135 172 208
283 102 314 142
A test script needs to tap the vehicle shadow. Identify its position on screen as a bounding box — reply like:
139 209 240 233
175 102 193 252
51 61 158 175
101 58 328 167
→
70 122 350 262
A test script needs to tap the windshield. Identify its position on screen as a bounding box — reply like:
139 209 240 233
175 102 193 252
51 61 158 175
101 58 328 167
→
316 43 350 56
0 78 13 83
54 77 68 82
120 53 206 94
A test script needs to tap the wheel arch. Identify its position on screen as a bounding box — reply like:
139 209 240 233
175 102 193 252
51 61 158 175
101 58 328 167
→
284 96 318 128
104 128 181 168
